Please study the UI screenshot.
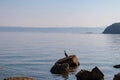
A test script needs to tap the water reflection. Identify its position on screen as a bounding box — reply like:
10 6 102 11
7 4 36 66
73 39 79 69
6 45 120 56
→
103 34 120 51
102 34 120 79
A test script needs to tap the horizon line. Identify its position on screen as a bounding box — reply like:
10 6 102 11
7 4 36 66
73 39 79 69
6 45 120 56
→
0 26 106 28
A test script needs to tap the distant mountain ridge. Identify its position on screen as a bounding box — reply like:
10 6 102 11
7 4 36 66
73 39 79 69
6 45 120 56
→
0 27 104 33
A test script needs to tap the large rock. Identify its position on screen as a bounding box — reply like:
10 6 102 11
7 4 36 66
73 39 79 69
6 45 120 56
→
103 23 120 34
113 64 120 68
113 73 120 80
76 67 104 80
50 55 80 74
4 77 35 80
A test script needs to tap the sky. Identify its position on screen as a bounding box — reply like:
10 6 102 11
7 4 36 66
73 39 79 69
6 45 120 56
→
0 0 120 27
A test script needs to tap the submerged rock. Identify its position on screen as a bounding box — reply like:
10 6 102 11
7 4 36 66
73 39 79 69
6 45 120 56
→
76 66 104 80
113 64 120 68
4 77 35 80
50 55 80 74
103 23 120 34
113 73 120 80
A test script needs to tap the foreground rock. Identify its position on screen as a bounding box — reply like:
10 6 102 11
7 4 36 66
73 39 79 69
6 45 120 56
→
50 54 80 74
76 67 104 80
4 77 35 80
113 64 120 68
103 23 120 34
113 73 120 80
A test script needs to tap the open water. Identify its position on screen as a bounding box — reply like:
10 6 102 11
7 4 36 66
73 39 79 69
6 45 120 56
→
0 32 120 80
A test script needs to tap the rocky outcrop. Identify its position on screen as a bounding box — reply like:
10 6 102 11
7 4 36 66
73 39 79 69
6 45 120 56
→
4 77 35 80
103 23 120 34
113 64 120 68
50 55 80 74
76 67 104 80
113 73 120 80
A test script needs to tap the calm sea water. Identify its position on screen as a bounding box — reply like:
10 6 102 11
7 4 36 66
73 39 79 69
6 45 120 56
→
0 32 120 80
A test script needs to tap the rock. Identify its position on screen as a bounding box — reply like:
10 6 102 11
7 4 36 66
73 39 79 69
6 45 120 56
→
50 63 69 74
76 67 104 80
113 73 120 80
113 64 120 68
91 67 104 80
56 55 80 67
50 55 80 74
76 70 92 80
4 77 35 80
103 23 120 34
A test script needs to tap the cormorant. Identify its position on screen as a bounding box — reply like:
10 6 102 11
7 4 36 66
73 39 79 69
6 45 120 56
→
64 50 68 57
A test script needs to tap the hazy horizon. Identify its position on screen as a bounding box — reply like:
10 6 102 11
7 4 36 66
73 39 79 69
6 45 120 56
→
0 26 105 34
0 26 106 28
1 0 120 27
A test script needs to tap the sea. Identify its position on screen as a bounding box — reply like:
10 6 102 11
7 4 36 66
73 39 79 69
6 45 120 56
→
0 30 120 80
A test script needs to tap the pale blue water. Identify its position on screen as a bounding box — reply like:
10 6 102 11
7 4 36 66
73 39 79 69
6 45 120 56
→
0 32 120 80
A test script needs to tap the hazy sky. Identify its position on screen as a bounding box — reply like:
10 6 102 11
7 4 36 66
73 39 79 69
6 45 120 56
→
0 0 120 27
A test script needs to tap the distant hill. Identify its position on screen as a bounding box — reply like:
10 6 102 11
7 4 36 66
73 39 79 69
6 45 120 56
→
0 27 104 34
103 23 120 34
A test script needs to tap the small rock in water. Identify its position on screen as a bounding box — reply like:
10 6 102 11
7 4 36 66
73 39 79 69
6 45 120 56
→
4 77 35 80
76 66 104 80
91 67 104 80
113 64 120 68
113 73 120 80
76 70 92 80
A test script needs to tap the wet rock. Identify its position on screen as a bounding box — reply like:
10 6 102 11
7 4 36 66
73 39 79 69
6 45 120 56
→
113 64 120 68
76 70 92 80
113 73 120 80
50 63 69 74
76 67 104 80
91 67 104 80
4 77 35 80
56 55 80 67
50 55 80 74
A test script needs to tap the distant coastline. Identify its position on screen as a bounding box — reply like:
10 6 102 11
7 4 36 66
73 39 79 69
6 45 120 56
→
0 26 105 34
103 23 120 34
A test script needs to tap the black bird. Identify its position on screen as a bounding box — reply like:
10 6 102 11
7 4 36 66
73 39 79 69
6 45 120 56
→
64 50 68 57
